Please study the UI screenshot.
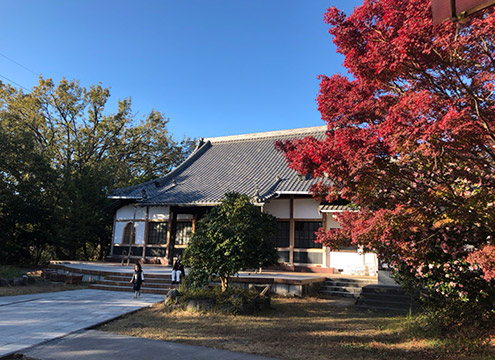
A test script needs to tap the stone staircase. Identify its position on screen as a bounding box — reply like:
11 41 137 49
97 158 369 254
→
320 277 418 313
319 277 377 298
355 284 419 313
90 273 178 295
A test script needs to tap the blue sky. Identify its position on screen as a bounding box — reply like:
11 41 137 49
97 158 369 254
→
1 0 362 140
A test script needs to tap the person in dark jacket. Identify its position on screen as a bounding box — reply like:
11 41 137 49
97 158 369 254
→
130 263 144 298
171 256 184 284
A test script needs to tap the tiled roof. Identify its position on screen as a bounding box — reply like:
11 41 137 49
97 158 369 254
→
319 204 355 212
111 126 328 205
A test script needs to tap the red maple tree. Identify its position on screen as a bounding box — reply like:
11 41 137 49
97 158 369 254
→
277 0 495 331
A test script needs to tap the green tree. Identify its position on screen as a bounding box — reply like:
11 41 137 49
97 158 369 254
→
0 114 57 264
0 77 194 263
183 192 278 292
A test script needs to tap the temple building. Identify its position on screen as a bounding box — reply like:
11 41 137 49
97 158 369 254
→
108 126 377 275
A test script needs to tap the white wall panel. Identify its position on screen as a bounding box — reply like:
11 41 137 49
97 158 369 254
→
328 251 377 276
113 221 146 244
116 205 146 220
325 214 341 229
264 199 290 219
293 199 321 219
135 222 145 244
149 206 170 220
113 221 126 244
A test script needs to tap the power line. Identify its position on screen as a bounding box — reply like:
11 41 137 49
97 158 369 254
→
0 52 39 76
0 73 30 92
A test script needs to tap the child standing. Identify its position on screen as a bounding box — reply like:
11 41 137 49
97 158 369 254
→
130 263 144 298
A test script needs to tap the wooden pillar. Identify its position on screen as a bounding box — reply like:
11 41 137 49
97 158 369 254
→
289 195 295 265
166 207 173 265
322 212 328 268
167 208 178 265
142 206 149 261
192 213 197 234
110 213 116 256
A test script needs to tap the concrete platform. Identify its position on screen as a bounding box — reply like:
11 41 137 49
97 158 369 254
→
21 330 276 360
48 261 337 296
0 289 163 358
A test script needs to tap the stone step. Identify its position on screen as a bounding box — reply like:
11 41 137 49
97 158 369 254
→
94 280 174 289
113 272 173 279
358 292 412 303
324 280 377 288
104 275 171 283
90 283 174 295
319 290 359 298
319 286 362 295
360 285 410 296
325 277 377 283
355 284 418 313
320 277 377 298
321 285 363 292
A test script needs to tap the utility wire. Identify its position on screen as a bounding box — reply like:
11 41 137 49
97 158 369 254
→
0 73 31 92
0 52 39 76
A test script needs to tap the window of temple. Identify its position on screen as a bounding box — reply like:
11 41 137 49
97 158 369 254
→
175 221 193 245
122 222 136 244
148 222 168 244
294 221 323 249
273 220 290 248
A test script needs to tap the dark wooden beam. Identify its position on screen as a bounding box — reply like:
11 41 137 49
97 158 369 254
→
432 0 495 24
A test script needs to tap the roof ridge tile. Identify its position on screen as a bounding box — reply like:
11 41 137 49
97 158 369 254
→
205 125 327 144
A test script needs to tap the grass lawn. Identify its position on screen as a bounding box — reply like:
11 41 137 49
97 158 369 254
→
0 268 88 297
98 296 494 360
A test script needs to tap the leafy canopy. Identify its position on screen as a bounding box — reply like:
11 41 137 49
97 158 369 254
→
0 77 194 264
183 192 277 292
277 0 495 334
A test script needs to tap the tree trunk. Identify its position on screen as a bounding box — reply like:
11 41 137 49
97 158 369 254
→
220 276 229 293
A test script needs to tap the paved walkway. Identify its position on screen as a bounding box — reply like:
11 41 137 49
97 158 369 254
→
0 289 163 357
21 330 277 360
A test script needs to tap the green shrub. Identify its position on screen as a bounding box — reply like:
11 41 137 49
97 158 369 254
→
183 192 277 292
0 265 23 278
394 260 495 343
173 285 268 314
184 267 210 289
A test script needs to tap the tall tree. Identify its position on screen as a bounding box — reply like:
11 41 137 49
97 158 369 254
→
0 78 194 263
277 0 495 333
0 114 57 265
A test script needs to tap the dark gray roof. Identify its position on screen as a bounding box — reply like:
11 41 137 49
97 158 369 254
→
111 126 328 206
319 204 355 212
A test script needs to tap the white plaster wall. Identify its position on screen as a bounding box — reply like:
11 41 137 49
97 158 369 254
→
293 198 321 219
149 206 170 220
329 251 377 276
116 205 146 220
113 221 126 244
325 214 341 229
135 222 145 244
177 214 194 220
264 199 290 219
113 221 146 245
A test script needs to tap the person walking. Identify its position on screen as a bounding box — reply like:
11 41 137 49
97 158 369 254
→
171 256 184 284
130 263 144 298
